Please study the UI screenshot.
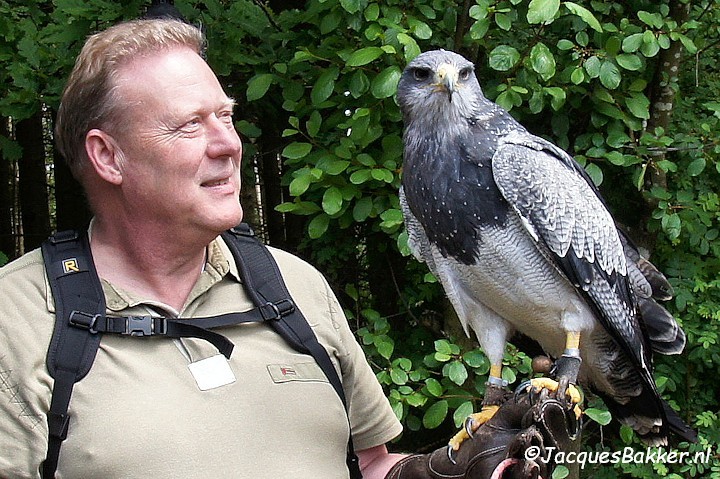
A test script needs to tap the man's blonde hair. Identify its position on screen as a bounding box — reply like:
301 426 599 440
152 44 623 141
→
55 19 205 178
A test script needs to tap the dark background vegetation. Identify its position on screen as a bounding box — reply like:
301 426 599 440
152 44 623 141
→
1 1 718 476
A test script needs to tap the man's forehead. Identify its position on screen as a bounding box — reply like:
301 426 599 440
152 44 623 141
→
113 47 231 110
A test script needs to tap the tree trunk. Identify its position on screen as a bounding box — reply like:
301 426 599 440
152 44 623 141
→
646 1 691 189
16 111 51 252
636 0 691 254
0 117 15 259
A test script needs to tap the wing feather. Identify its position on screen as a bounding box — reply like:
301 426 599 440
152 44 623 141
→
491 130 651 369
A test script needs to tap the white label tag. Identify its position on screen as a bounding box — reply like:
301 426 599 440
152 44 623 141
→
188 354 236 391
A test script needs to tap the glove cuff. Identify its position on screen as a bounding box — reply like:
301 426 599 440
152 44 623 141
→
384 455 428 478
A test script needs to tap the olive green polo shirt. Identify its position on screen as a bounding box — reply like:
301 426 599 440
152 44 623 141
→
0 236 402 478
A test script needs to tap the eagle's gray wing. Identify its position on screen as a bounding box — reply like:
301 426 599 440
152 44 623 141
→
491 130 651 372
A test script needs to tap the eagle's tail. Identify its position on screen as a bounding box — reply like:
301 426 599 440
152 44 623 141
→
599 388 697 445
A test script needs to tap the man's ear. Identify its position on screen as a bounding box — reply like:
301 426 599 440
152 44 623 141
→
85 129 124 185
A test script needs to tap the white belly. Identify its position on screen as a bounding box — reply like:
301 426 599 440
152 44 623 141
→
432 215 598 359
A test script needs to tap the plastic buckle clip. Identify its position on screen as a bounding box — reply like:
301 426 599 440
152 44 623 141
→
125 316 165 336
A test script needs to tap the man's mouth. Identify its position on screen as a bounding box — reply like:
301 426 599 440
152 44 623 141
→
202 178 230 187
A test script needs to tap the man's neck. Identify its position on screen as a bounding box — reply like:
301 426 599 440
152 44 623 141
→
89 218 214 312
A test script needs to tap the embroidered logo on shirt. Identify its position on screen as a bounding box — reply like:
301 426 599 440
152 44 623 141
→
267 362 329 384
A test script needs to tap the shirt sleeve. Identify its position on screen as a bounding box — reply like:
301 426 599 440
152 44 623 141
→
0 251 54 479
323 277 404 451
268 247 403 452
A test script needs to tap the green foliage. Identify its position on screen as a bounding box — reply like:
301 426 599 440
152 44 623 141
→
2 0 720 476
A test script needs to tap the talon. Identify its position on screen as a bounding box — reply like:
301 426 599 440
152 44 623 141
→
464 416 476 438
515 380 532 400
529 377 582 405
447 406 500 452
447 444 457 464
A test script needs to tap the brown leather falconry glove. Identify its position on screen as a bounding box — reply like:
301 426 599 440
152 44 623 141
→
385 390 581 479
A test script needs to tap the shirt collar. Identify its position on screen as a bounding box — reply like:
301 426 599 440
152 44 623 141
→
99 236 239 314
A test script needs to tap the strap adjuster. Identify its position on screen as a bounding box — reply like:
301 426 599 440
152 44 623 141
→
259 299 295 320
68 311 100 334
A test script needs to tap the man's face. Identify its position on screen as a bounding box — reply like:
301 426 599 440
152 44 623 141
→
109 46 243 235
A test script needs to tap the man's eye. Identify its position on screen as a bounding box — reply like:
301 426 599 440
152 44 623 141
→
219 111 234 124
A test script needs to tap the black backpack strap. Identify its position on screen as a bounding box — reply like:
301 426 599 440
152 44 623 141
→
221 224 362 479
40 230 105 478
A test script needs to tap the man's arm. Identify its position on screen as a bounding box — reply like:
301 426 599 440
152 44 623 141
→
358 445 407 478
357 393 581 479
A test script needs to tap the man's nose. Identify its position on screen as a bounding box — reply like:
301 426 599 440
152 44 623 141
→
207 114 242 159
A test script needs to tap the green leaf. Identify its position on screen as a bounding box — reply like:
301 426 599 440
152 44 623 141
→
622 33 644 53
638 10 663 28
350 169 372 184
625 93 650 119
463 349 488 368
322 187 343 215
527 0 560 24
311 67 339 105
377 337 395 359
353 196 374 222
615 53 643 71
339 0 362 14
599 61 621 89
453 401 475 427
246 73 274 101
282 142 313 160
585 407 612 425
620 425 635 444
408 18 433 40
564 2 603 32
688 157 706 176
495 13 512 31
371 66 401 99
306 111 322 137
585 162 604 185
552 465 570 479
289 175 312 197
425 378 443 397
489 45 521 71
584 56 601 78
346 47 385 67
530 42 556 81
319 159 350 175
308 213 330 239
640 33 660 57
423 400 449 429
390 368 408 385
557 39 574 50
444 361 469 385
570 67 585 84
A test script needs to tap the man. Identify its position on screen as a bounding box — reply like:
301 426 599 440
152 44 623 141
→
0 18 573 478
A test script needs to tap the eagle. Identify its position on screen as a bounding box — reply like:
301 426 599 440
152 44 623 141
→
396 49 696 449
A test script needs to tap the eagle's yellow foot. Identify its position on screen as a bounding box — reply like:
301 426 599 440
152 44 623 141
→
528 377 583 419
447 405 499 452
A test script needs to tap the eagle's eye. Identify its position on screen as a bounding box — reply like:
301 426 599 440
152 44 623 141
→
413 68 431 82
459 67 472 81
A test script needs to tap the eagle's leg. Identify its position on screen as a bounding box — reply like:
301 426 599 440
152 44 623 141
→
528 331 583 418
447 364 508 455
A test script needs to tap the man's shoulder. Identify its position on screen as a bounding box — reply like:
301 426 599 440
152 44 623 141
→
266 246 320 275
0 248 45 283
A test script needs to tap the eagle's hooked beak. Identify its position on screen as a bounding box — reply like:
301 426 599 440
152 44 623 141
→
436 63 458 102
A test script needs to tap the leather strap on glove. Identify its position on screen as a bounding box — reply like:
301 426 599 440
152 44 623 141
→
385 392 580 479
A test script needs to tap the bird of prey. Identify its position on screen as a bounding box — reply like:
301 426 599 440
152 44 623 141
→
397 49 695 448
